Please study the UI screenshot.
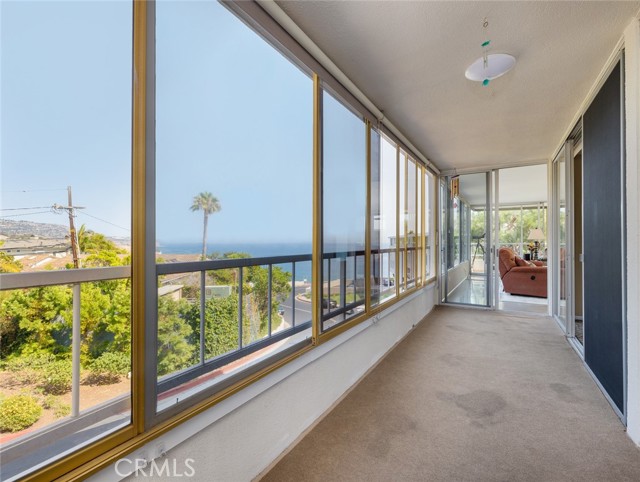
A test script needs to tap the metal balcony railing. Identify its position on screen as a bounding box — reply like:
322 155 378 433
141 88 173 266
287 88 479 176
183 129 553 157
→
0 266 131 418
1 248 413 405
156 254 313 393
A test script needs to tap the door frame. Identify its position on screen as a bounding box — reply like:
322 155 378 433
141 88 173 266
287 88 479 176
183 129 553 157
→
439 171 492 308
551 141 573 334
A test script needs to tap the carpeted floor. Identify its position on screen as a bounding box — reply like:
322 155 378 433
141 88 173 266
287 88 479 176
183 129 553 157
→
262 306 640 482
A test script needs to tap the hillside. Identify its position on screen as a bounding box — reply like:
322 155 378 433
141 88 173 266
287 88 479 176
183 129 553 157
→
0 219 69 239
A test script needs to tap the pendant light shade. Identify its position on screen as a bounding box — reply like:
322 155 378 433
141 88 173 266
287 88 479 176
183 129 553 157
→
465 53 516 82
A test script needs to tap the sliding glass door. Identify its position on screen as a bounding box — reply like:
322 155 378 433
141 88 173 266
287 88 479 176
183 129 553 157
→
552 142 572 332
442 172 491 307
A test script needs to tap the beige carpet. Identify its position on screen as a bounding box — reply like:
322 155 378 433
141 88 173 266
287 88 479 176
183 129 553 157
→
262 306 640 482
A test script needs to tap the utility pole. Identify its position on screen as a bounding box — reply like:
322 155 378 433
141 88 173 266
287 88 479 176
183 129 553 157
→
67 186 80 268
53 186 84 269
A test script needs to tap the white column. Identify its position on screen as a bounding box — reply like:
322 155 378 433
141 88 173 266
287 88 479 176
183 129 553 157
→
72 283 81 417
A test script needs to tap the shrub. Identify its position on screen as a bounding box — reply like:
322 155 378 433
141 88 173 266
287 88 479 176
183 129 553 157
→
4 353 56 385
41 394 71 419
0 395 42 432
53 401 71 418
40 360 72 395
86 352 130 385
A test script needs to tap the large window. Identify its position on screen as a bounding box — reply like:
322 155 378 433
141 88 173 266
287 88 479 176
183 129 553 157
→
320 90 367 331
371 134 398 306
406 157 417 289
425 171 436 280
0 1 133 479
154 0 313 413
0 1 438 478
497 206 548 257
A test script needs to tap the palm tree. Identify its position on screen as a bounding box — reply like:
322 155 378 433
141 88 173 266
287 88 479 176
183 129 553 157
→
190 192 221 260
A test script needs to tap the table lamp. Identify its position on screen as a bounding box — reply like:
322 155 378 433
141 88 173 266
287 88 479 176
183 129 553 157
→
528 228 545 260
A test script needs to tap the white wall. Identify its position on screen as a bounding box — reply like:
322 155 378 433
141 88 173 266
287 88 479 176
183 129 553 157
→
624 17 640 446
90 284 437 481
447 261 470 296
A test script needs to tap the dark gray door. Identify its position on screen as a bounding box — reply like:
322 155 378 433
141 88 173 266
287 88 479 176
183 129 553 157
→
582 60 625 414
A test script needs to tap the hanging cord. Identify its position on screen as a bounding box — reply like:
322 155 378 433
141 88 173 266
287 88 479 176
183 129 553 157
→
481 18 491 86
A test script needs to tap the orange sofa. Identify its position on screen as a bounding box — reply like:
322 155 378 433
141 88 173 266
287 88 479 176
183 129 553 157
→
498 247 547 298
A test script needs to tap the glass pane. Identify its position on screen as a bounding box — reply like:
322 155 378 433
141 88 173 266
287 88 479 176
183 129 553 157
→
406 159 417 289
0 1 132 479
426 172 436 280
446 173 487 306
372 135 398 306
399 151 407 293
440 179 448 302
321 90 366 331
370 130 381 307
417 165 423 285
499 209 523 255
470 208 486 275
558 158 567 322
155 0 313 410
451 196 460 267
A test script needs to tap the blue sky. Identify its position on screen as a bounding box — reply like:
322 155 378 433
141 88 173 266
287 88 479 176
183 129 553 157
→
1 0 395 249
1 0 133 237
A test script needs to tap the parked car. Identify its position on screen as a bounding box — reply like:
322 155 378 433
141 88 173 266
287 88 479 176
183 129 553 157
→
322 298 338 309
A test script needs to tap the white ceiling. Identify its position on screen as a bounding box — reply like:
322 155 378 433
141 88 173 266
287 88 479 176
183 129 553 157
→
276 1 640 171
458 164 547 206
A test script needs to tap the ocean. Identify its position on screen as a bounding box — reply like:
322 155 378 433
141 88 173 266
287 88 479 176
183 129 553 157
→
158 241 313 281
157 241 371 282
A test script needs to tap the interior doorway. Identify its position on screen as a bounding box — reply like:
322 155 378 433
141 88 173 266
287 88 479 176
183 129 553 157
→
441 172 491 307
495 165 549 314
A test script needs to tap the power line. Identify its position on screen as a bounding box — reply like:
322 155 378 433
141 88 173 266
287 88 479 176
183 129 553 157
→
0 210 53 218
2 188 67 193
0 206 53 211
78 211 130 232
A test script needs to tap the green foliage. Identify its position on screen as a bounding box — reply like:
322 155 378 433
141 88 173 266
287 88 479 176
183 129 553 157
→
42 395 71 419
246 264 291 328
0 252 22 273
0 278 131 363
202 294 239 358
86 352 130 385
0 395 42 432
40 359 72 395
78 225 128 267
84 279 132 360
78 225 125 255
496 208 547 247
157 297 196 376
3 352 57 385
0 286 72 358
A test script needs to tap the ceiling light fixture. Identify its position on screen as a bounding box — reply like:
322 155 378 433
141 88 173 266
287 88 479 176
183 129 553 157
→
465 18 516 86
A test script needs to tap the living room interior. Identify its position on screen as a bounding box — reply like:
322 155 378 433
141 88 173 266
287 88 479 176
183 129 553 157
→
443 164 549 314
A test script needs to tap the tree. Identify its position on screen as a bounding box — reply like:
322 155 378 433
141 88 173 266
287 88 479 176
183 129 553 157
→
78 224 125 255
0 252 22 273
190 192 221 260
157 297 196 376
0 241 22 273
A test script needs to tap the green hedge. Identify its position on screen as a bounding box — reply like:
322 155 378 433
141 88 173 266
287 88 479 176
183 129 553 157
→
86 352 130 385
0 395 42 433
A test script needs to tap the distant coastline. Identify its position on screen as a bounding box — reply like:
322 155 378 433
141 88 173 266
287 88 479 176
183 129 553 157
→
157 241 312 257
158 242 313 281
